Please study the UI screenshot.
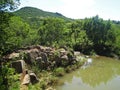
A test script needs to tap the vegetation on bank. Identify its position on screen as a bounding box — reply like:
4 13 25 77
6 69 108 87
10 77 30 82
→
7 52 85 90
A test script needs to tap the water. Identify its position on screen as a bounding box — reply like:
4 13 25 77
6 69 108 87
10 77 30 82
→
56 56 120 90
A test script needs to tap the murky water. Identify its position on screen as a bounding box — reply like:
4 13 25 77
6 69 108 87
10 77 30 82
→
56 56 120 90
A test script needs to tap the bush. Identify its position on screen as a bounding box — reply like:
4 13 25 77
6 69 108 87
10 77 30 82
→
54 67 65 76
65 66 72 73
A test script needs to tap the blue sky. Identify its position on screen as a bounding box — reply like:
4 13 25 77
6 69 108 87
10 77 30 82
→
19 0 120 20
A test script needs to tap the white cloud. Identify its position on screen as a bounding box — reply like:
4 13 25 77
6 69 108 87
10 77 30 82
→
60 0 96 19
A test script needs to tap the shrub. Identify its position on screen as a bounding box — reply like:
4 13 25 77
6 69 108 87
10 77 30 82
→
65 66 72 73
54 67 65 76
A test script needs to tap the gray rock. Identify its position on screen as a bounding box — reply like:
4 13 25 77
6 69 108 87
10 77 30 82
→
29 72 39 84
61 55 68 60
74 51 80 56
11 60 26 73
24 49 40 64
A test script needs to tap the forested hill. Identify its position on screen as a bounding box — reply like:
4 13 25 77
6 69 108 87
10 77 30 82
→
13 7 70 20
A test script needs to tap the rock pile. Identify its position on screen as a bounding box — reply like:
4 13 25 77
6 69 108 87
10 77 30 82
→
5 45 78 71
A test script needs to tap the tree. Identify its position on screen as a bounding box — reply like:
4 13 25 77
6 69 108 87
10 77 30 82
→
69 20 83 43
38 18 65 46
0 15 32 90
73 30 93 54
83 15 116 55
0 11 13 55
0 0 20 10
3 16 31 54
0 1 20 90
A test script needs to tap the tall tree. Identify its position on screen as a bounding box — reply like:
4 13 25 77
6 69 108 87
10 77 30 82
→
83 15 115 55
38 18 65 46
0 0 20 10
0 1 20 90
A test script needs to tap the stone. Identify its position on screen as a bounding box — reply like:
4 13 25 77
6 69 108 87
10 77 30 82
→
46 87 56 90
8 52 20 60
11 60 26 73
22 74 30 85
40 52 48 62
74 51 80 56
59 48 67 56
60 55 68 60
29 72 39 84
24 49 40 64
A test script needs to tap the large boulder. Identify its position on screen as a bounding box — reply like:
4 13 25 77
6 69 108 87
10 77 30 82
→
22 74 30 85
59 48 67 56
24 49 40 64
4 52 20 61
11 60 26 73
35 52 49 70
29 72 39 84
60 55 69 66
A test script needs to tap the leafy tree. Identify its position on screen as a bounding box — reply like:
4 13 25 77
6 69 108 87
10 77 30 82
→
73 30 93 54
110 24 120 56
0 15 31 90
0 1 20 90
83 15 115 55
1 16 31 54
0 11 13 55
38 18 65 46
0 0 20 10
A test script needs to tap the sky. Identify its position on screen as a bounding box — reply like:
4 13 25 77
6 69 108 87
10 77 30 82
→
19 0 120 20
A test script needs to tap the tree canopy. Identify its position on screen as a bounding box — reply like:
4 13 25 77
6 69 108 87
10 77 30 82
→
0 0 20 10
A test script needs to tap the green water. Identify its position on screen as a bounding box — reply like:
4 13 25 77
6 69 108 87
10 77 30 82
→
56 56 120 90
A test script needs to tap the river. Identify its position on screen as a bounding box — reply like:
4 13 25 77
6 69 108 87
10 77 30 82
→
56 56 120 90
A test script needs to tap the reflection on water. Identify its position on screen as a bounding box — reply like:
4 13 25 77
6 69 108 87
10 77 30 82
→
56 56 120 90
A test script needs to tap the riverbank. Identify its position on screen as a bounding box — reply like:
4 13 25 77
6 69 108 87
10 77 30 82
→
3 45 87 90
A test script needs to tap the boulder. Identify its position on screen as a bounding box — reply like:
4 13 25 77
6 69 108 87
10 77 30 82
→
22 74 30 85
59 48 67 56
29 72 39 84
24 49 40 64
60 55 69 66
60 55 68 60
5 52 20 60
40 52 49 69
11 60 26 73
74 51 80 56
40 52 48 62
46 87 56 90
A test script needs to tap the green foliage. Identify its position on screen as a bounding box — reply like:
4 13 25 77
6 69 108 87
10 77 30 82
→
54 67 65 76
82 16 116 55
73 30 93 54
65 66 72 73
0 63 19 90
14 7 67 19
1 15 33 54
0 0 20 10
83 16 112 45
0 11 13 55
13 7 72 29
0 12 39 55
38 17 66 46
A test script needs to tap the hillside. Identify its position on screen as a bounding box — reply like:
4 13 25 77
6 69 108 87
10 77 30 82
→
13 7 70 20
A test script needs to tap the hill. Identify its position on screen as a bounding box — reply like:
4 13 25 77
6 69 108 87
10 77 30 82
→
13 7 70 20
13 7 72 28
